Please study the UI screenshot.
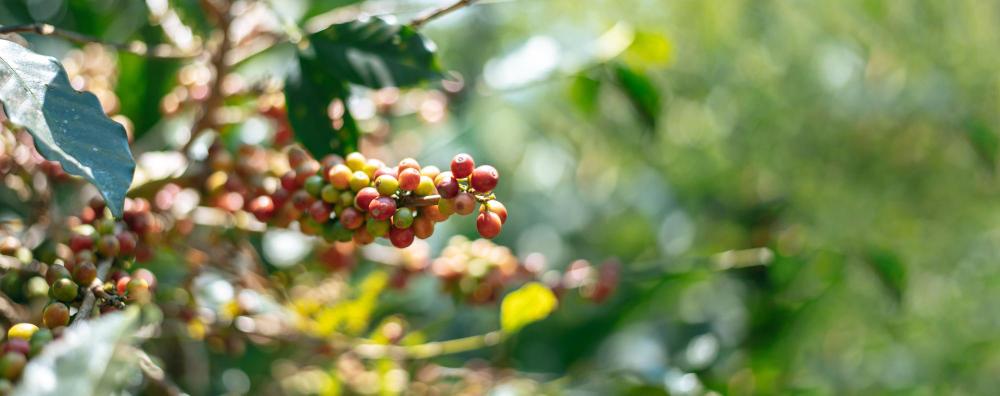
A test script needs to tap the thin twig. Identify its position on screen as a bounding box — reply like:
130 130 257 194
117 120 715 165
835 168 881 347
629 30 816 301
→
129 346 185 396
410 0 476 29
351 330 503 359
75 258 112 321
399 194 441 207
0 23 197 59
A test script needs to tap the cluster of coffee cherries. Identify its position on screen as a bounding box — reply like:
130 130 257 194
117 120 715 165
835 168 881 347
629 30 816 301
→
247 149 506 248
72 197 161 264
0 323 55 386
430 236 532 304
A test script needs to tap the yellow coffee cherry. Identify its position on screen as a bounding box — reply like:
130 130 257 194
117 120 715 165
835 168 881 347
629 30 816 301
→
7 323 39 341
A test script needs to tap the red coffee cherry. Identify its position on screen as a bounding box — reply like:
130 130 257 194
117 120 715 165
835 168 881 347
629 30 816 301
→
339 207 364 230
280 170 300 191
368 197 397 221
248 195 276 222
354 187 379 212
481 200 508 224
435 173 459 199
389 226 415 248
412 215 434 239
398 158 421 172
453 193 476 215
116 231 138 256
470 165 499 192
450 153 475 179
42 302 70 328
73 262 97 286
2 339 30 356
116 276 131 295
68 234 94 253
476 211 503 239
308 201 332 223
398 168 421 191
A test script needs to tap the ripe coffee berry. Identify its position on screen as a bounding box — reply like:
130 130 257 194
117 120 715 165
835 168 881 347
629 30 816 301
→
389 226 415 248
354 187 379 212
117 231 138 256
353 227 375 245
421 165 441 180
412 216 434 239
73 261 97 286
451 153 475 178
291 190 314 211
453 193 476 215
476 211 503 239
435 173 459 198
116 276 131 295
422 205 448 222
470 165 499 192
280 171 300 191
2 340 29 356
373 167 396 180
482 200 508 224
249 196 276 221
51 278 78 302
369 197 397 221
42 303 70 328
398 158 421 172
309 201 332 223
339 207 364 229
69 234 94 253
398 168 421 191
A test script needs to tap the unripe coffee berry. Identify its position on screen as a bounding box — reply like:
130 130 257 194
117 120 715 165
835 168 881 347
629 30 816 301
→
451 153 475 178
304 175 325 197
345 152 367 171
349 171 371 192
327 164 353 189
353 227 375 245
393 208 415 229
97 235 120 257
51 278 78 302
366 219 390 238
6 324 37 341
398 158 421 172
375 175 400 196
0 352 26 380
415 176 437 196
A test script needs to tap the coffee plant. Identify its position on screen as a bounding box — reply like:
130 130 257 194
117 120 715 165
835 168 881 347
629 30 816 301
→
0 1 761 394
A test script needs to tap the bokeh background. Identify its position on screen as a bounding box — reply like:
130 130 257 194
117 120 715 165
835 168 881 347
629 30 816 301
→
4 0 1000 394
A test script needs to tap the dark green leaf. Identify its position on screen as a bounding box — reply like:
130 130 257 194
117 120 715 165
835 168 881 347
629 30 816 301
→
284 53 359 158
611 62 661 129
866 248 906 302
965 119 998 171
309 17 441 88
0 40 135 217
12 308 141 396
568 72 601 115
303 0 365 21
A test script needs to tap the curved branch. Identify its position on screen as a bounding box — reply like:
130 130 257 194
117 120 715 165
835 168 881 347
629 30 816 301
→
410 0 476 29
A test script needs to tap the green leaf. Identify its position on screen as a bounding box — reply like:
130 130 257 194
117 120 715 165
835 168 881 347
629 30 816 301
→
303 0 365 21
965 119 998 171
309 17 441 88
501 282 558 333
285 53 359 158
568 72 601 115
866 248 906 302
12 308 141 396
611 62 661 129
0 40 135 217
